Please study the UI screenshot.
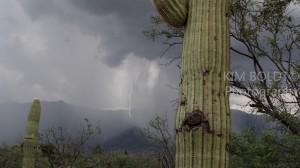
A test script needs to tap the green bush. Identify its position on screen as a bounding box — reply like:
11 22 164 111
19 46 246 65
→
230 130 300 168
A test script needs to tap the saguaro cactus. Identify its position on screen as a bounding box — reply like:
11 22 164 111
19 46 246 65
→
152 0 230 167
22 99 41 168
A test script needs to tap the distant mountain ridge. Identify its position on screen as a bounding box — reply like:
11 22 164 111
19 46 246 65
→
0 101 134 144
102 126 157 153
231 109 273 133
0 101 274 152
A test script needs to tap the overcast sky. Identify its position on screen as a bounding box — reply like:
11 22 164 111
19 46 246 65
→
0 0 251 121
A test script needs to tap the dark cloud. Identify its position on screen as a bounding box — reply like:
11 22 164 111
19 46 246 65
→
70 0 152 17
18 0 164 66
0 0 250 128
0 0 180 126
17 0 60 20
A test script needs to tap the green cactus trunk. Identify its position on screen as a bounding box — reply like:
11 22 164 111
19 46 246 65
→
152 0 230 167
22 99 41 168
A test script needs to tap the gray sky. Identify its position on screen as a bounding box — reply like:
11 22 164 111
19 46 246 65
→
0 0 250 120
0 0 182 119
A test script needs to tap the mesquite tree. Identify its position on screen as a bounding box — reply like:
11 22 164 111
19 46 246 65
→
152 0 230 167
22 99 41 168
230 0 300 135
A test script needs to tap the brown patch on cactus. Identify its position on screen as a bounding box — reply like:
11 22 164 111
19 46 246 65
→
202 69 210 76
176 110 214 133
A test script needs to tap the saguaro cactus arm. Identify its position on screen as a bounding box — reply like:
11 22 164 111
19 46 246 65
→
23 99 41 168
151 0 188 27
26 99 41 138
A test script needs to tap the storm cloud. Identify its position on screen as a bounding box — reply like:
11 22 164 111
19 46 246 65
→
18 0 165 66
0 0 252 128
0 0 181 125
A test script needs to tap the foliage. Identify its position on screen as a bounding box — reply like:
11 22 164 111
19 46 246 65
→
1 122 300 168
230 0 300 135
39 118 101 168
0 144 160 168
91 152 160 168
144 116 175 168
230 130 300 168
0 145 22 168
145 115 300 168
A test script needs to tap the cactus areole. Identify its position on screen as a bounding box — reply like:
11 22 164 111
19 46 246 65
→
23 99 41 168
152 0 230 167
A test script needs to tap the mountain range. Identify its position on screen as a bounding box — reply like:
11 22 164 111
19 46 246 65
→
0 101 274 152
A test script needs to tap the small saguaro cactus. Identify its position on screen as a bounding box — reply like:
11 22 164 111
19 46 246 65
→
22 99 41 168
152 0 230 168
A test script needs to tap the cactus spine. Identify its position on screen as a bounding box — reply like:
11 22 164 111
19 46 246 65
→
22 99 41 168
152 0 230 167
